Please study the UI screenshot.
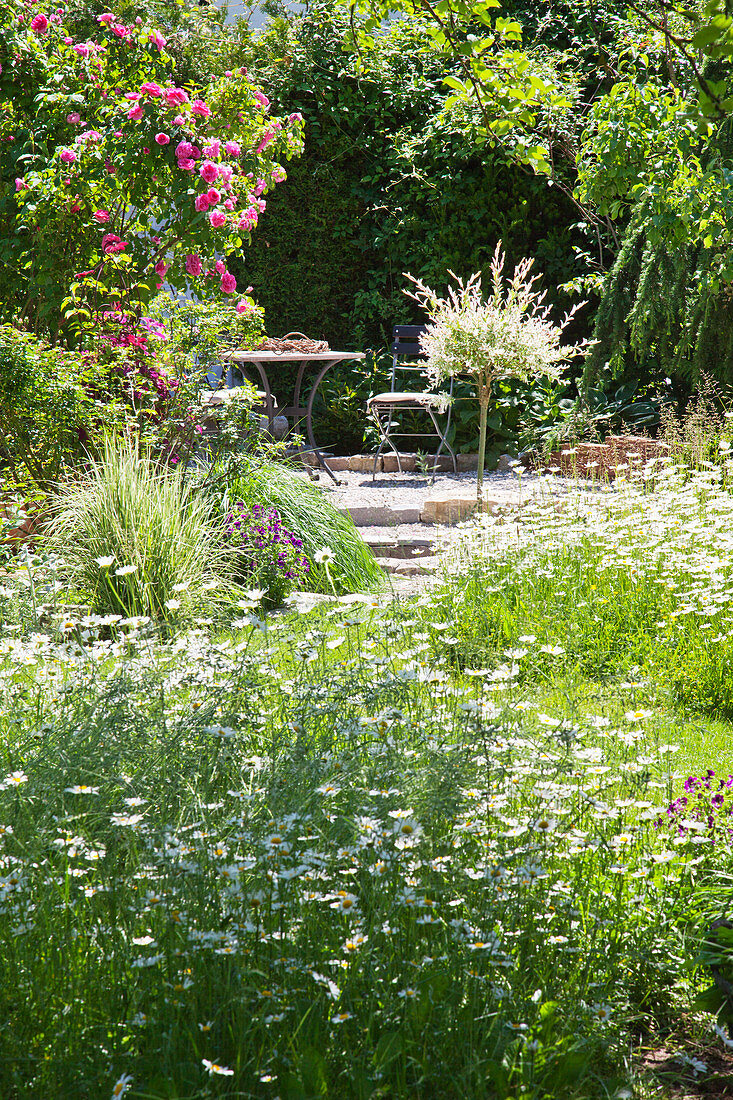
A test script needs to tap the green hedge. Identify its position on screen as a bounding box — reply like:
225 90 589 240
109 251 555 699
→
236 3 582 354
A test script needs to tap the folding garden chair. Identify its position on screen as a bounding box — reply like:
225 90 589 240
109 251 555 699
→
367 324 457 480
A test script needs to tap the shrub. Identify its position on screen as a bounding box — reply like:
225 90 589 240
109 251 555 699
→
50 438 235 622
0 325 101 495
406 245 590 502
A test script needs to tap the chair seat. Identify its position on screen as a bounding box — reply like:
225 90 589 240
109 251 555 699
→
368 391 443 407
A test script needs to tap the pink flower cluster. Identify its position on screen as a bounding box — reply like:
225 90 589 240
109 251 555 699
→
24 10 304 308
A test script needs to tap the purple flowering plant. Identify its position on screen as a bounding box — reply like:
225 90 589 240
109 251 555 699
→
657 770 733 845
224 502 309 606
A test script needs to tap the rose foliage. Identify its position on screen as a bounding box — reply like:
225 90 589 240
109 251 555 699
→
0 0 304 337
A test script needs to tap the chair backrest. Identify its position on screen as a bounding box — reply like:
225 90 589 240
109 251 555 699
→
391 324 426 361
388 324 452 396
390 324 427 390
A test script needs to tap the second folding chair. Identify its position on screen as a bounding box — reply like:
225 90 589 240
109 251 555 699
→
367 324 457 480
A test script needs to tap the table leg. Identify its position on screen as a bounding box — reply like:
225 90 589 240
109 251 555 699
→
246 359 275 431
292 358 308 417
306 358 347 484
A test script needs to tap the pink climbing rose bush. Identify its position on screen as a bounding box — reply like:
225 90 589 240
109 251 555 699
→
0 0 304 335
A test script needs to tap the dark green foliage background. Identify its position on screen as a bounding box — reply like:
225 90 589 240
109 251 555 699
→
234 3 582 353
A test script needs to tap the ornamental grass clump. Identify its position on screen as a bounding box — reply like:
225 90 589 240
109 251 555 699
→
50 438 234 623
406 243 590 504
224 502 309 606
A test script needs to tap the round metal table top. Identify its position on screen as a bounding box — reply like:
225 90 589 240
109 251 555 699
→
222 350 366 362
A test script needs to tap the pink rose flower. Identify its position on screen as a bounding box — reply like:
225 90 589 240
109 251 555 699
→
199 160 218 184
203 140 221 157
165 87 188 106
236 299 252 315
112 24 129 38
93 209 110 222
224 199 234 211
191 100 211 118
155 260 169 276
150 29 166 49
185 254 202 277
140 82 163 97
124 92 141 101
127 105 144 121
209 211 226 228
59 148 77 164
155 132 170 145
206 187 221 204
175 141 194 159
30 14 49 33
218 165 233 185
172 114 185 126
194 195 210 213
221 272 237 294
102 233 127 254
97 12 115 24
66 112 81 124
225 140 241 157
73 43 90 57
177 158 195 171
215 259 226 274
238 208 258 231
254 92 270 109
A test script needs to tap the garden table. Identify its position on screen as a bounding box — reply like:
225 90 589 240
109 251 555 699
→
221 348 366 482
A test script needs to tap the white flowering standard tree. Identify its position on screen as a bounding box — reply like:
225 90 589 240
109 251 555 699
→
406 243 591 506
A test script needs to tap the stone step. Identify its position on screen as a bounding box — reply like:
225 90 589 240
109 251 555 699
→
336 505 422 526
374 555 441 576
338 497 506 526
361 531 436 559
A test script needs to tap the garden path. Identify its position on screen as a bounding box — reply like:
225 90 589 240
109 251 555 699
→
307 463 583 597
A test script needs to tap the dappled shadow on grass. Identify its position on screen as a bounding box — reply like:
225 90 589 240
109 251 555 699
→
641 1028 733 1098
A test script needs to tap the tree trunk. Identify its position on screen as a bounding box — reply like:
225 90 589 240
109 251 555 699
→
476 378 490 509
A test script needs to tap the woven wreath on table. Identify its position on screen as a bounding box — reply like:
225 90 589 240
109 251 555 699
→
256 332 330 354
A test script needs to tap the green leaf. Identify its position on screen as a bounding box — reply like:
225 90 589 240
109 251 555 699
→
692 23 728 47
